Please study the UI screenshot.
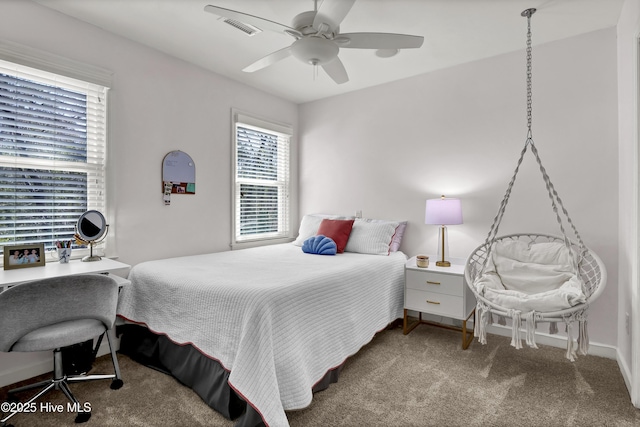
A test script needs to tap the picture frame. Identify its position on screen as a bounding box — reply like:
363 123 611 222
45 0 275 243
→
3 243 46 270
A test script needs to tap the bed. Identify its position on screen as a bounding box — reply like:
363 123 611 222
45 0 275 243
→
116 232 407 427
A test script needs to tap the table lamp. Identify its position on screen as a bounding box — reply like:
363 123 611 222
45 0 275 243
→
425 195 463 267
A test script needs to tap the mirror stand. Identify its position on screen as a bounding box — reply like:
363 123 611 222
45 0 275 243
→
76 225 109 262
83 240 102 262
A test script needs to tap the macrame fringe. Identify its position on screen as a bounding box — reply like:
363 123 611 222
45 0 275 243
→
473 302 589 361
578 319 589 356
561 311 589 361
508 309 523 349
524 312 538 349
475 302 488 345
565 321 577 362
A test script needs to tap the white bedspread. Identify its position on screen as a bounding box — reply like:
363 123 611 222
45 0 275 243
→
117 243 406 427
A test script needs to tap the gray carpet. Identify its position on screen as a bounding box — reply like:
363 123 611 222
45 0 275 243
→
2 325 639 426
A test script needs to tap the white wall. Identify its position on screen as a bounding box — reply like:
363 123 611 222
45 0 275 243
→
299 28 619 348
0 0 299 267
0 0 299 387
617 0 640 407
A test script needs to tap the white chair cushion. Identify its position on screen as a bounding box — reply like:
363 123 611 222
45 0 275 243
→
12 319 106 352
475 240 586 312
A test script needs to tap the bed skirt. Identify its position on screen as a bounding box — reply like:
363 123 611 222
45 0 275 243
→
117 324 344 427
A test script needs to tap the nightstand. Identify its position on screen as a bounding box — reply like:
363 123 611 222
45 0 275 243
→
403 255 476 349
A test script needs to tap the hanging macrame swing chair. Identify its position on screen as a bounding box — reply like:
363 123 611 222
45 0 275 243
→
464 8 607 361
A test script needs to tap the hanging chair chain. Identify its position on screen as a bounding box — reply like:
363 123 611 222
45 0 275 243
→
479 9 587 277
526 11 533 138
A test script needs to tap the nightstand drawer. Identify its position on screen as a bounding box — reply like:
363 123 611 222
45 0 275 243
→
405 289 465 318
405 269 463 297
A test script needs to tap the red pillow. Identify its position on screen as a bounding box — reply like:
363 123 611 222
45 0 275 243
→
317 219 354 253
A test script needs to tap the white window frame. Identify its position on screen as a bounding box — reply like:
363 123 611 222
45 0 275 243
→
0 41 112 264
231 110 293 249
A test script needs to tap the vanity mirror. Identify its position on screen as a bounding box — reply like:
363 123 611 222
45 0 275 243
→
75 210 108 262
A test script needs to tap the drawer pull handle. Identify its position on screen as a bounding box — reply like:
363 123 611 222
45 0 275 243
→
426 300 441 305
426 280 441 285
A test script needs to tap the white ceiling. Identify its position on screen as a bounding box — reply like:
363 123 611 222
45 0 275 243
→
33 0 624 104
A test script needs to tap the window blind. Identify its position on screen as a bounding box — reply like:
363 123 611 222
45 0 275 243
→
234 114 291 243
0 59 108 254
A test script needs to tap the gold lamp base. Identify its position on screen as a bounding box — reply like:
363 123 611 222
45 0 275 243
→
436 224 452 267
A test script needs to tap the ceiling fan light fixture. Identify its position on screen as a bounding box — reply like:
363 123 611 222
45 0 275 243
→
291 37 339 66
375 48 399 58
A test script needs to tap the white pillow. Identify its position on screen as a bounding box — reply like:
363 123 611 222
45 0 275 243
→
474 240 585 312
359 218 407 252
292 214 353 246
344 219 400 255
492 241 577 294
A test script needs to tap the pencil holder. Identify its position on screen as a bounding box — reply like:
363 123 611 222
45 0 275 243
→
57 248 71 263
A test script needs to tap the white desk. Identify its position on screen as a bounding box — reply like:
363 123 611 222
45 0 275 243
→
0 258 131 292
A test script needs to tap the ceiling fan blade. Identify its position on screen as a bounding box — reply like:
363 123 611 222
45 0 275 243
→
313 0 356 33
336 33 424 49
204 5 300 37
242 46 292 73
322 57 349 84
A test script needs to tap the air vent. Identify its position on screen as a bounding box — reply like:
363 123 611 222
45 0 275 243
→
219 17 262 36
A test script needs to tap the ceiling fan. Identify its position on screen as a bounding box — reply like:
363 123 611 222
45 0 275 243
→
204 0 424 84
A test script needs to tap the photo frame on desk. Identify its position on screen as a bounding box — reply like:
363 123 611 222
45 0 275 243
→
3 243 46 270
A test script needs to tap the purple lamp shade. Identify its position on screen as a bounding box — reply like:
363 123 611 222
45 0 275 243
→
425 197 463 225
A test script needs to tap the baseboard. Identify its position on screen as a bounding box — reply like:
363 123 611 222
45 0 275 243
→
616 348 634 399
0 334 120 388
0 352 52 388
485 324 618 359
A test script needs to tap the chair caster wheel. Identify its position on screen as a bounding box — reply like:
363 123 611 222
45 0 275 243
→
110 379 123 390
75 411 91 423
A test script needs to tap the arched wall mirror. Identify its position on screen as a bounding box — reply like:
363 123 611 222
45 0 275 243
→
76 210 109 262
162 151 195 205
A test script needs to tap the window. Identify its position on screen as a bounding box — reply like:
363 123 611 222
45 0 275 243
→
233 112 291 246
0 59 109 260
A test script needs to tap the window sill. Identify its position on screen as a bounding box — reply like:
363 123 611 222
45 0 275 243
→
231 237 294 251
